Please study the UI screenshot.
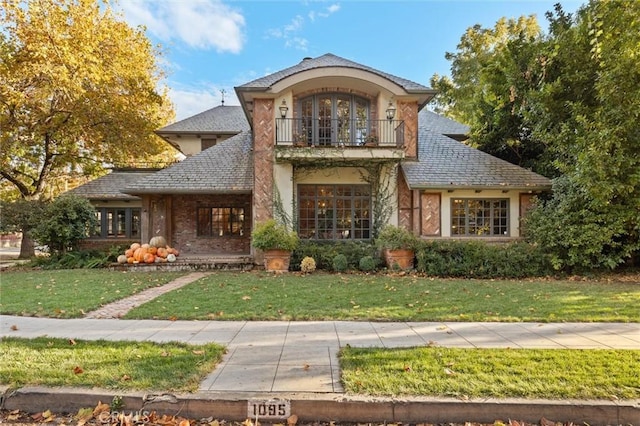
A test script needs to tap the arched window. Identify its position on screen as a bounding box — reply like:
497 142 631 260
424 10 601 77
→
298 94 370 146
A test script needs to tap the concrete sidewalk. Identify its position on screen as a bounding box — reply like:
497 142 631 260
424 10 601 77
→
2 315 639 394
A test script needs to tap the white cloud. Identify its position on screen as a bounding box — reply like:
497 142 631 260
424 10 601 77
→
120 0 245 53
266 4 339 50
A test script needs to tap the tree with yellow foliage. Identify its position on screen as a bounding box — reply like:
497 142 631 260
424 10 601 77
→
0 0 175 203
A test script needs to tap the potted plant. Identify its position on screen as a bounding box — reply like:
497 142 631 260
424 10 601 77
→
375 224 418 270
252 219 299 272
293 133 308 147
364 135 378 147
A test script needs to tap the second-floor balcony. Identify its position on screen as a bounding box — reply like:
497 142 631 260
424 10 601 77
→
276 118 405 148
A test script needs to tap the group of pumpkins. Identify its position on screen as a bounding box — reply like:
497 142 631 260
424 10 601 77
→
116 236 180 265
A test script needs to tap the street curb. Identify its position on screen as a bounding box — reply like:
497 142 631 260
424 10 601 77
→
2 387 638 425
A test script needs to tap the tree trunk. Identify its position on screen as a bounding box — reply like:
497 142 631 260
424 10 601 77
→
19 233 35 259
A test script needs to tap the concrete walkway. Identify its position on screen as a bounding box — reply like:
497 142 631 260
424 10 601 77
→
2 315 639 394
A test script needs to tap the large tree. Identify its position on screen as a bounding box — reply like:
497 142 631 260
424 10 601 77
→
0 0 175 256
429 16 554 175
433 1 640 269
524 1 640 269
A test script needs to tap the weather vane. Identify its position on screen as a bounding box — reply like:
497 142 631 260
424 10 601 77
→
220 89 226 106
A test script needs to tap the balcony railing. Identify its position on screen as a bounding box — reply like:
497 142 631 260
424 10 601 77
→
275 118 404 148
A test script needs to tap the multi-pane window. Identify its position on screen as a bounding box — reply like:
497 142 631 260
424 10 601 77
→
299 94 369 146
197 207 245 237
298 184 371 240
451 199 509 236
92 208 140 239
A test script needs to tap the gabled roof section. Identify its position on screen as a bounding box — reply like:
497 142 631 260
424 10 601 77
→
420 110 469 138
156 105 249 134
124 131 253 195
403 111 551 190
67 170 157 200
237 53 432 94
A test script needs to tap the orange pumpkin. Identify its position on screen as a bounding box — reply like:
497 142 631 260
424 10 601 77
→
141 243 150 249
134 247 148 262
143 253 155 264
156 247 168 258
125 248 134 258
130 243 141 251
148 246 157 255
127 257 135 264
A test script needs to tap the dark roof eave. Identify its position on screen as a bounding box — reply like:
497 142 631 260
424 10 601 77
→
408 184 551 191
123 189 253 195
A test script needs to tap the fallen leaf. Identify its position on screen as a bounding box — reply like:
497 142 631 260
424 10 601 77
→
10 324 18 331
73 366 84 374
192 350 205 355
403 365 412 372
169 315 178 321
242 295 251 301
303 363 310 371
161 351 170 357
93 402 110 416
121 374 131 381
209 420 220 426
179 419 191 426
69 338 76 345
287 414 298 426
444 367 456 376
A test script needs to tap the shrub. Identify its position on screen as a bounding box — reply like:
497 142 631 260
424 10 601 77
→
358 255 377 272
30 248 116 269
31 195 98 255
251 219 298 251
375 225 418 250
300 256 316 273
291 240 377 271
332 254 348 272
415 240 551 278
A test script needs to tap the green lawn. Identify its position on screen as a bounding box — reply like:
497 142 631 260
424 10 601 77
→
0 270 185 318
124 271 640 322
0 337 225 392
340 346 640 399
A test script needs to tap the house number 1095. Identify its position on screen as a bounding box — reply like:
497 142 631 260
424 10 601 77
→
247 400 290 418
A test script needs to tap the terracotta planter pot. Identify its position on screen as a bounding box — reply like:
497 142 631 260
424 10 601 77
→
263 249 292 272
384 249 415 270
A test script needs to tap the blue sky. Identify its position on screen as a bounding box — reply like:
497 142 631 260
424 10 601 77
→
116 0 584 121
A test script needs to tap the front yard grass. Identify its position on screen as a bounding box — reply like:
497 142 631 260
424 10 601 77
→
0 337 225 392
0 270 185 318
340 346 640 399
124 272 640 322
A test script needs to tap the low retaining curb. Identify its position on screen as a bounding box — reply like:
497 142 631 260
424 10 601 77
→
2 387 638 425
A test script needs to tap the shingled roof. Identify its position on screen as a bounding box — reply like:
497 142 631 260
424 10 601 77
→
68 170 157 200
156 105 249 134
237 53 433 94
402 110 551 190
124 131 253 194
420 110 469 137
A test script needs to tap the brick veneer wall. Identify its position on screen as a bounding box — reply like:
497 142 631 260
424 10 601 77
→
79 239 136 251
397 171 413 231
253 98 275 224
172 194 252 255
420 192 441 236
398 100 418 158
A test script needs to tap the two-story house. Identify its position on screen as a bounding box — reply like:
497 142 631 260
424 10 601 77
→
72 53 550 257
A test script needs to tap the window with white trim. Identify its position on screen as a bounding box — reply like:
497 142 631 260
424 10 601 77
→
451 199 509 236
